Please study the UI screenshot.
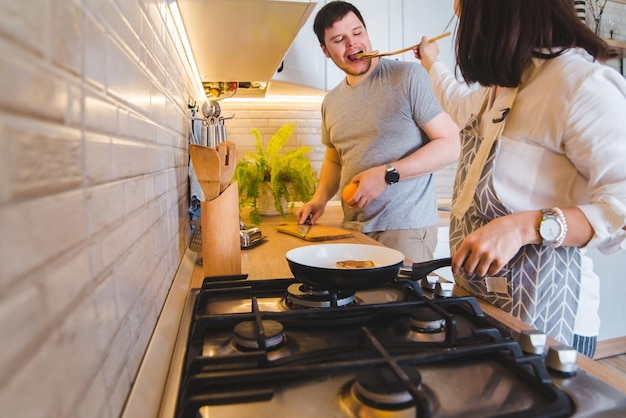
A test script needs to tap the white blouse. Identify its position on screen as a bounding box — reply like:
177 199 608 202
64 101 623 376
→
428 48 626 336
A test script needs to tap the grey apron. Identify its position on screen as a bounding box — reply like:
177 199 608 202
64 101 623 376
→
449 89 582 346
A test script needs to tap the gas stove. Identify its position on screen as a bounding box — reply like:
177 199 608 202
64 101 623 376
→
159 274 626 418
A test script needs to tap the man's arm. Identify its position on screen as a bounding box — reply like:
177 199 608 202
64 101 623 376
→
295 147 342 223
392 112 460 180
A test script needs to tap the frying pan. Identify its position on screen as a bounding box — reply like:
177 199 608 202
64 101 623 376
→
286 243 452 291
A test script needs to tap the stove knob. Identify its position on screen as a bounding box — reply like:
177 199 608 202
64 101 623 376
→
435 280 454 298
519 330 547 355
545 344 578 375
420 275 437 291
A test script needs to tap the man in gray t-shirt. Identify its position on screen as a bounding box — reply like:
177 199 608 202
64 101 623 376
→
296 1 460 262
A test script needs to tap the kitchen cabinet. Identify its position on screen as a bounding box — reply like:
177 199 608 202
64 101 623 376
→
398 0 456 70
586 248 626 341
176 0 317 82
272 0 456 92
433 224 453 281
271 1 327 90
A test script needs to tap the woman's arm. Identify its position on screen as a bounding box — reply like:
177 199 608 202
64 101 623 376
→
414 36 486 129
451 208 595 278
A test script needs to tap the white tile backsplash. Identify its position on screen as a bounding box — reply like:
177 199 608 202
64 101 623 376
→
0 283 45 379
0 1 202 417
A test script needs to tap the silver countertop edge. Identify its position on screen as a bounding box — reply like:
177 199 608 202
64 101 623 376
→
121 247 197 418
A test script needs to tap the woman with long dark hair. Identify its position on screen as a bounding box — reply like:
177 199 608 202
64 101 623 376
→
415 0 626 357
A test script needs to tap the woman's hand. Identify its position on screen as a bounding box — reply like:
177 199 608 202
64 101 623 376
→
413 35 440 72
452 213 537 277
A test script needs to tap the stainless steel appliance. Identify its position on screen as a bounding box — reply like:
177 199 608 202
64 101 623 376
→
159 271 626 417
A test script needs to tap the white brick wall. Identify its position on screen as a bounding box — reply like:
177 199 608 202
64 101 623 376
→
0 1 202 417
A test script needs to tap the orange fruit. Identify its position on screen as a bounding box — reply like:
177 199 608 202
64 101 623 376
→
342 182 358 202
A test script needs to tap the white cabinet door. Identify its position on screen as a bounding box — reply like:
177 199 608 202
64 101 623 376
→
434 225 453 281
586 248 626 341
401 0 456 69
271 1 326 90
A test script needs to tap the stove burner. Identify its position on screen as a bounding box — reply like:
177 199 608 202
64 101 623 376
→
285 283 357 309
339 366 425 417
410 307 445 331
232 320 285 350
406 307 446 342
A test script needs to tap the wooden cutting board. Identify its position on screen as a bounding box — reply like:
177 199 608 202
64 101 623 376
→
277 222 353 241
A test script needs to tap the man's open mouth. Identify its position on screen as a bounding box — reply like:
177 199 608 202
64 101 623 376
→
348 50 363 61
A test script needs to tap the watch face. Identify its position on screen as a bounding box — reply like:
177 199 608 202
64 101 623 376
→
385 170 399 184
539 218 561 241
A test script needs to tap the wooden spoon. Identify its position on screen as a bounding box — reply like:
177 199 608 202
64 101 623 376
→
356 32 451 59
218 141 237 193
190 144 221 200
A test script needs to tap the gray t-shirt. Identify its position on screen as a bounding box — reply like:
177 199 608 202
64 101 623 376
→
321 58 442 233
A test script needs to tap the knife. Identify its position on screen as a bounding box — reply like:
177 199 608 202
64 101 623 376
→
297 214 312 238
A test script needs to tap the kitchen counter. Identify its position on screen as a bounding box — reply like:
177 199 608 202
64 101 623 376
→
189 205 626 395
191 205 402 286
605 38 626 75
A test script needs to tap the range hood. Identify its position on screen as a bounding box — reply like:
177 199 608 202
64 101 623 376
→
173 0 318 98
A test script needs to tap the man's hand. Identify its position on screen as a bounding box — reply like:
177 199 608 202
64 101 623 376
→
343 165 388 209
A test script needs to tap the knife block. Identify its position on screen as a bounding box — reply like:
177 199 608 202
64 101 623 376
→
201 181 241 277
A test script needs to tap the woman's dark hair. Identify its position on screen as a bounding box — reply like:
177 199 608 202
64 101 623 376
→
456 0 610 87
313 1 366 47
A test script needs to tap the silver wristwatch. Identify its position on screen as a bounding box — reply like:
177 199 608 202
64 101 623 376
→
538 208 567 248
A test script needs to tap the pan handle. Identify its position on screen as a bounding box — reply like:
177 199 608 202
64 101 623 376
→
409 257 452 280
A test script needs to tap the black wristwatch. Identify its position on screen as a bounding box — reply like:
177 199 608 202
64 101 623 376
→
385 163 400 185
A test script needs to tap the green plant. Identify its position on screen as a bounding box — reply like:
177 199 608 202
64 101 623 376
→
234 123 318 224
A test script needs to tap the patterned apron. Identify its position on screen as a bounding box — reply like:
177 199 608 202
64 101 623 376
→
449 89 582 346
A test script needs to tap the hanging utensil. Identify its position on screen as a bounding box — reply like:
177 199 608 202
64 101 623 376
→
217 141 237 193
356 32 451 59
215 114 235 145
190 144 221 200
202 100 221 119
